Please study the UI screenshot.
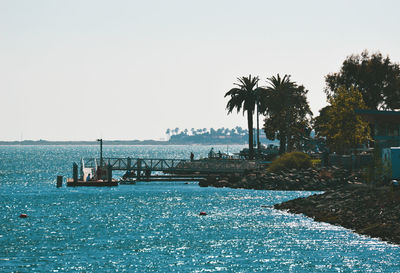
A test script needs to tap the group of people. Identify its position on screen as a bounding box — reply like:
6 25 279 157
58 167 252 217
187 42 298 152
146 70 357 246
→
208 148 222 159
189 148 223 161
85 167 104 181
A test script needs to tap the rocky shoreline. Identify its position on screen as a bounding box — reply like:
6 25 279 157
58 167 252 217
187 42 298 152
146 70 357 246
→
274 186 400 245
199 167 362 191
199 167 400 245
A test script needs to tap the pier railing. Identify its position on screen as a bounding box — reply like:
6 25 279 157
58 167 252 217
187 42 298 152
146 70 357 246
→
83 158 187 172
81 157 256 174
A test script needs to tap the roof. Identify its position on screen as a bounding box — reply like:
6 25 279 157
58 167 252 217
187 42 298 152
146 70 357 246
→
355 109 400 123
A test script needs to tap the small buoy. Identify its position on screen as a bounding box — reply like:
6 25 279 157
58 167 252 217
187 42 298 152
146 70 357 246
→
199 211 207 216
19 213 28 218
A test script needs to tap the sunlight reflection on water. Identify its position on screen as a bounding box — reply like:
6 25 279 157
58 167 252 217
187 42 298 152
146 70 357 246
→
0 145 399 272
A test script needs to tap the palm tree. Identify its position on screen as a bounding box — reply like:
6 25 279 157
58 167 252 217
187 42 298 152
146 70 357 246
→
264 74 312 154
255 84 269 156
264 74 294 154
225 75 265 159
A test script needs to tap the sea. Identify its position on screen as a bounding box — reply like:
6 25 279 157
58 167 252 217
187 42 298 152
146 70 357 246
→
1 145 399 272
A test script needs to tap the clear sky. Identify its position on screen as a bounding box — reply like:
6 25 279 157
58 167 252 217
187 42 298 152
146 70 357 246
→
1 0 399 141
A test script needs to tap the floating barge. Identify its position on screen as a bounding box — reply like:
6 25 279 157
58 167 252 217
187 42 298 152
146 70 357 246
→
63 161 118 187
66 178 118 187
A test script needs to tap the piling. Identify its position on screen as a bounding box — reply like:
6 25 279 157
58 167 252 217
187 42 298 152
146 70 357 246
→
107 164 112 182
73 163 78 182
56 175 63 187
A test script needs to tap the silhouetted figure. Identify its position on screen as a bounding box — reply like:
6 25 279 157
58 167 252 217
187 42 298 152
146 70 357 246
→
218 151 222 158
209 148 214 158
96 167 102 180
190 152 194 161
145 169 151 179
122 170 136 180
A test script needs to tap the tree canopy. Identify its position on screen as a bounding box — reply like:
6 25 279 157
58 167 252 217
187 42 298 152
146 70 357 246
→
262 74 313 154
325 50 400 110
225 75 266 159
315 86 371 154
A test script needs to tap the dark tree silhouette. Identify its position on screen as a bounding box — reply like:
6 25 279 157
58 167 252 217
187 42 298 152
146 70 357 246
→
263 74 312 154
225 75 265 159
325 50 400 110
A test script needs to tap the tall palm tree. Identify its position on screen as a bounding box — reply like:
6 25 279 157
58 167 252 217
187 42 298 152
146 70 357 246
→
264 74 312 154
225 75 265 159
255 84 269 156
264 74 295 154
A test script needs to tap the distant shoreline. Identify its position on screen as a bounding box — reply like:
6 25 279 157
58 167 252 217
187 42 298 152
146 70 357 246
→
0 140 251 146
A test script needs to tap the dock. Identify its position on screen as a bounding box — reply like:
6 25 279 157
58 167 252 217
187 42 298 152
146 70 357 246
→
66 180 119 187
60 157 258 187
83 157 256 173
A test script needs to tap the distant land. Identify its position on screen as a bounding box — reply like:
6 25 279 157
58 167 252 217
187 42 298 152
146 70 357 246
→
0 127 280 146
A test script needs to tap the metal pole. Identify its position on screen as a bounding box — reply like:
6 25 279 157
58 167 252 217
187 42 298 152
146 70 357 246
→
97 139 103 167
107 164 112 182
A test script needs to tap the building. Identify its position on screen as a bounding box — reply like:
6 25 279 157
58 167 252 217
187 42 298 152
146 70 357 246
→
356 109 400 179
356 109 400 149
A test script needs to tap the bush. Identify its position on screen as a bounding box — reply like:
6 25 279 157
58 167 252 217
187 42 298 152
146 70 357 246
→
268 152 312 172
311 159 321 167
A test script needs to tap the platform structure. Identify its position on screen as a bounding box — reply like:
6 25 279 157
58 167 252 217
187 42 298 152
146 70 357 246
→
81 157 257 182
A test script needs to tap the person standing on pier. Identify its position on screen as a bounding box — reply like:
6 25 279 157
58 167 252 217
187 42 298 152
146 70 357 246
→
208 148 214 158
190 152 194 161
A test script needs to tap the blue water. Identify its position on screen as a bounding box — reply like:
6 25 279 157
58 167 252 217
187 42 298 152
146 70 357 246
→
1 145 399 272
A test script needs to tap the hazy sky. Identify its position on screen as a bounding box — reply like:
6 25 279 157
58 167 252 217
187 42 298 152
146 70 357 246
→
1 0 400 141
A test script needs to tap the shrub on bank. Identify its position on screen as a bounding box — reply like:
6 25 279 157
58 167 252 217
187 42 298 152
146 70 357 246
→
311 159 321 167
268 152 312 172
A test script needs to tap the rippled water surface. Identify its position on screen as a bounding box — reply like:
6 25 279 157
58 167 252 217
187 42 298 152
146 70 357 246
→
1 145 399 272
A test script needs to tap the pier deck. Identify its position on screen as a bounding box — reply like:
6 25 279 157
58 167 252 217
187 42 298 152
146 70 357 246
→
82 157 256 174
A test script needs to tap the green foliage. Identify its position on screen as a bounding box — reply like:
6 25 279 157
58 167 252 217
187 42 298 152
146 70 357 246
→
325 50 400 110
311 159 321 167
313 105 331 138
268 152 312 172
316 86 371 154
225 75 267 159
262 74 313 154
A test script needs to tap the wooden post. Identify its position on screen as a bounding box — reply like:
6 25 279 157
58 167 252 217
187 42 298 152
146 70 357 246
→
56 175 63 187
107 164 112 182
73 163 78 182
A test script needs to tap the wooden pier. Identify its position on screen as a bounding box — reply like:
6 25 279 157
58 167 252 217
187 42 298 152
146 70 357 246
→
61 157 258 187
82 157 256 175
